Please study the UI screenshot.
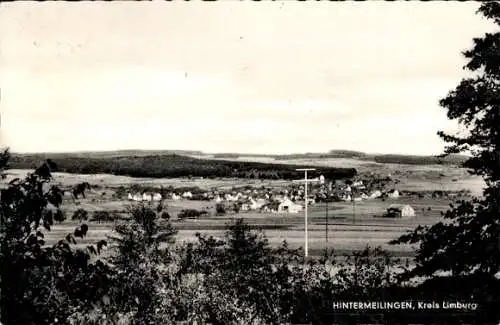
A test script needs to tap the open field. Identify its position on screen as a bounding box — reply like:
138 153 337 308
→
40 194 452 258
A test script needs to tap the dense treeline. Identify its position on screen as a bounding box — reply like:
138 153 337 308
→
9 154 357 180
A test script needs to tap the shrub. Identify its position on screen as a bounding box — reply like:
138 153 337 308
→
216 203 226 215
233 203 241 214
91 210 116 223
72 208 89 222
178 209 206 220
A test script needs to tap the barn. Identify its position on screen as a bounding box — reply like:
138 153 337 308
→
278 198 303 214
387 204 415 218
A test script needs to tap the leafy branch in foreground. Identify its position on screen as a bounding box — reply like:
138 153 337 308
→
0 154 111 325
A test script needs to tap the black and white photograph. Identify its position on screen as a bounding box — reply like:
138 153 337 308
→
1 1 499 324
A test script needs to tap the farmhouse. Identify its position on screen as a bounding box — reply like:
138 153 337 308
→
249 198 267 210
225 194 238 201
387 204 415 219
388 190 400 199
278 198 303 213
352 180 363 187
369 190 382 199
342 194 352 202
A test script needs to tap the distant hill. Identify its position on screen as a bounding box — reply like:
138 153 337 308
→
8 153 356 180
9 149 469 169
12 150 205 159
274 150 367 160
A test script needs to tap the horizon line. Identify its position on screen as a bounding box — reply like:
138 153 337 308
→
4 148 468 158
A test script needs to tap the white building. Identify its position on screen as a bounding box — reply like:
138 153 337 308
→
388 190 400 199
353 180 363 187
278 198 303 213
387 204 415 218
369 190 382 199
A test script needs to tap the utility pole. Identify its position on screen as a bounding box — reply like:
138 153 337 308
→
294 168 319 258
352 196 356 225
326 193 329 243
320 175 328 244
352 187 356 225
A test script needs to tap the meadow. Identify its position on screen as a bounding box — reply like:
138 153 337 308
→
9 172 465 259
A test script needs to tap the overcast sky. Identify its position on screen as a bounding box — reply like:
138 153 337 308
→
0 2 497 155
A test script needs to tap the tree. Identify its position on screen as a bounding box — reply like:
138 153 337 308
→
104 203 178 324
177 218 313 324
391 2 500 284
0 151 111 325
233 202 241 214
0 148 10 179
72 182 91 200
90 210 115 224
215 203 226 215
